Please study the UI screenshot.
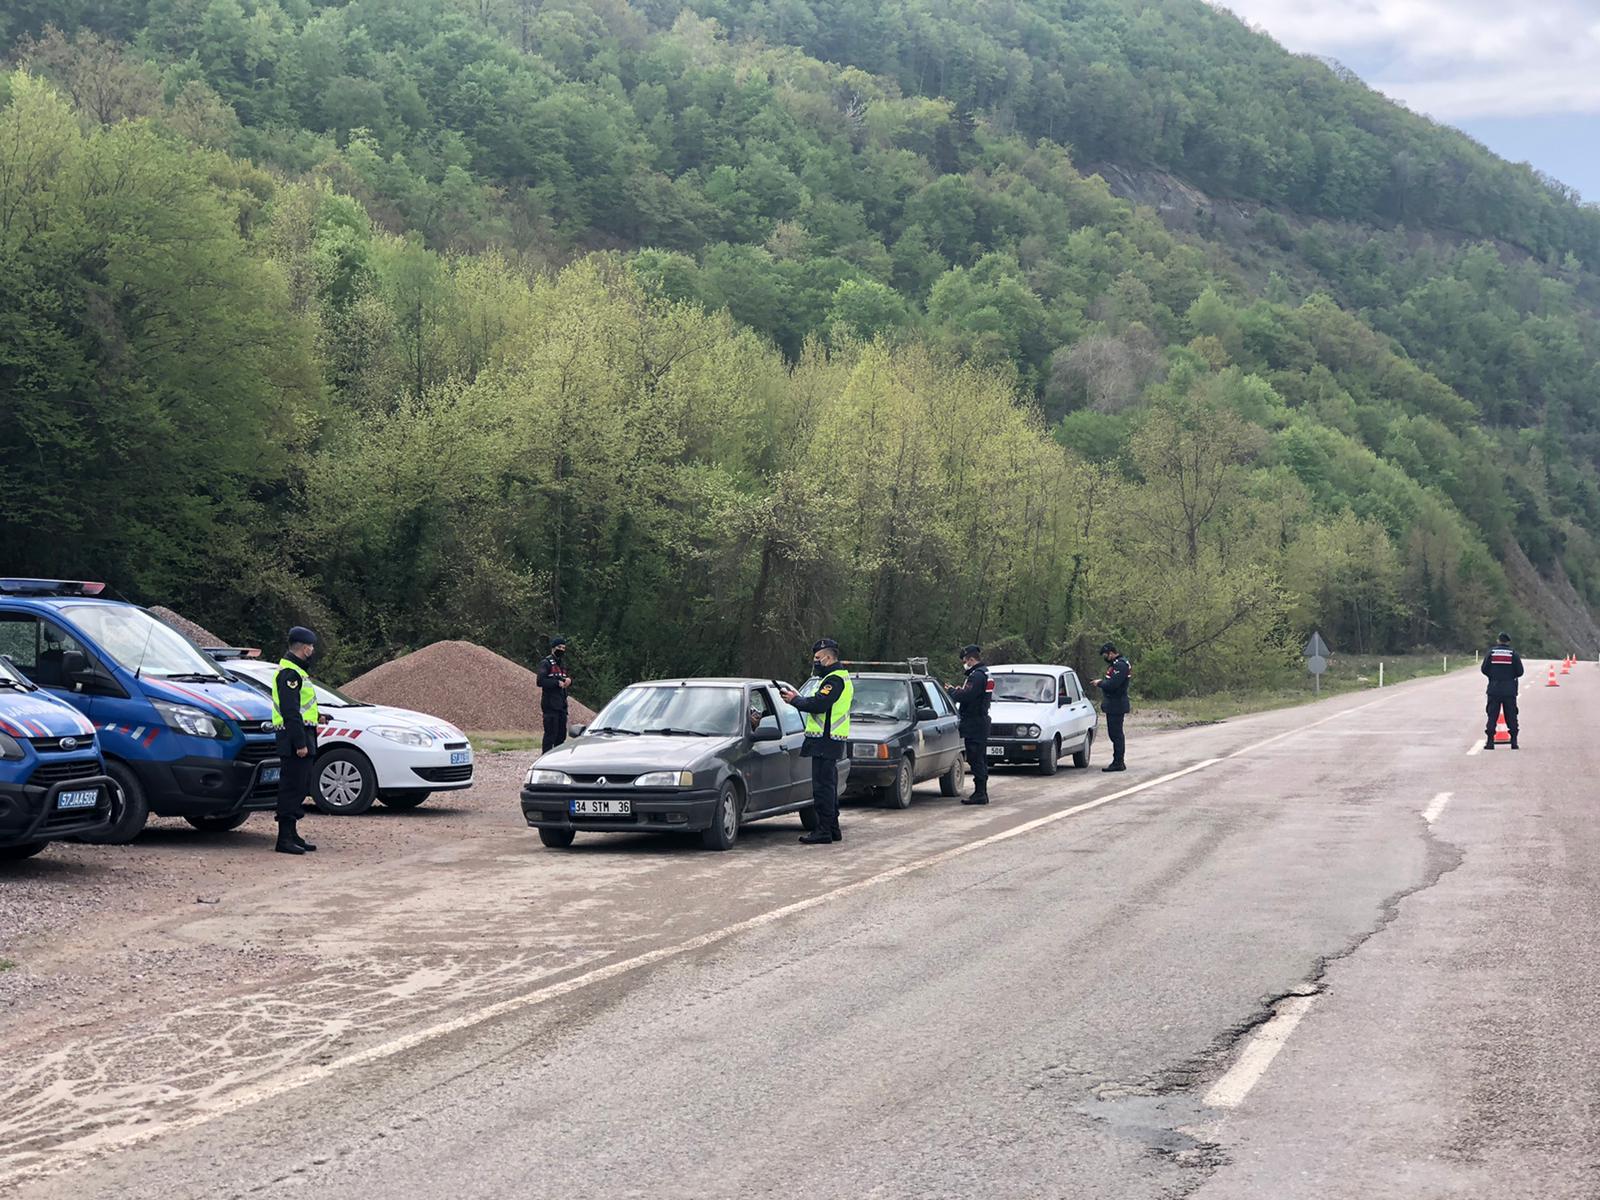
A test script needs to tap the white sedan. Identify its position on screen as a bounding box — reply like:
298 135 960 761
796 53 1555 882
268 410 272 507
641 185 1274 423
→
984 664 1099 774
219 657 475 815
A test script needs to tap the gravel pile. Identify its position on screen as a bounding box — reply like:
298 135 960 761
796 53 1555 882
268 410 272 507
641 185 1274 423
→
149 605 227 648
340 640 598 732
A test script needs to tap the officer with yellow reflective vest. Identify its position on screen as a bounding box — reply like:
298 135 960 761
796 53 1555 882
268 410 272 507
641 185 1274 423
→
780 638 853 845
270 626 321 856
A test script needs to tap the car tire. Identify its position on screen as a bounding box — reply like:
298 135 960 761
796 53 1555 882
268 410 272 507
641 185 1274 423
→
701 781 741 851
539 827 576 849
798 804 820 831
377 791 432 810
0 841 48 861
884 757 914 809
1039 736 1059 776
938 752 966 797
313 748 377 815
184 813 250 833
76 761 149 844
1072 731 1093 769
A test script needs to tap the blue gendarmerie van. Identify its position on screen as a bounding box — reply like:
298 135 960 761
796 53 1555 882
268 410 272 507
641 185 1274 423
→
0 652 114 860
0 580 280 843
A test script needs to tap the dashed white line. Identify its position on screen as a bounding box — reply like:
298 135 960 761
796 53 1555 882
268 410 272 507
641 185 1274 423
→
1466 740 1484 756
1422 791 1452 825
1203 992 1320 1109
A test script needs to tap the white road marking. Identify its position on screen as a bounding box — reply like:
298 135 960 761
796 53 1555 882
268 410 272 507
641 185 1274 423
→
1423 792 1452 824
1227 692 1402 760
1203 992 1320 1109
1466 741 1484 756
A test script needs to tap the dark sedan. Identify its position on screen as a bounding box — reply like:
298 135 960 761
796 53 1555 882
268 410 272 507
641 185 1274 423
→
797 669 965 808
520 678 816 850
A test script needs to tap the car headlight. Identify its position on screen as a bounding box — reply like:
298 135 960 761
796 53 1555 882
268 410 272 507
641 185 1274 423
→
851 743 890 760
371 725 437 747
1026 725 1042 739
152 700 229 739
634 770 694 787
525 767 573 787
0 731 23 760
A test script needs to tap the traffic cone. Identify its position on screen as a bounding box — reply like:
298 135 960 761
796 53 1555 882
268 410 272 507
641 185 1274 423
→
1561 658 1572 675
1494 714 1512 744
1547 664 1560 687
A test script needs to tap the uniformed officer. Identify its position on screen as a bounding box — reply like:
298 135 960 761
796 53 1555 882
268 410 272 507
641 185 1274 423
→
536 635 572 754
1481 631 1524 750
1089 641 1131 773
780 638 853 845
271 627 320 856
946 644 993 805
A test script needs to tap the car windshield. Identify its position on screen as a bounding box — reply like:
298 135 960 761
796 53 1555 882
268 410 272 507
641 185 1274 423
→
993 673 1056 703
800 676 911 721
61 605 226 681
592 685 743 736
0 656 32 689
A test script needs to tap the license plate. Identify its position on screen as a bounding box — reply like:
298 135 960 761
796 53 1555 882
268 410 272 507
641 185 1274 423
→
571 798 631 816
56 788 100 810
262 766 281 784
986 745 1004 757
450 750 470 765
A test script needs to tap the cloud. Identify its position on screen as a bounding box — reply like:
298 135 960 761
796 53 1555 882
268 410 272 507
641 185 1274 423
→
1213 0 1600 118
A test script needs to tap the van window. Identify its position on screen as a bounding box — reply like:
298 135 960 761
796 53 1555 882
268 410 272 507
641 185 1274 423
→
0 614 88 688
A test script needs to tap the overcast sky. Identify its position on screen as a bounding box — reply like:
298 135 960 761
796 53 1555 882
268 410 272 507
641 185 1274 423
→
1216 0 1600 201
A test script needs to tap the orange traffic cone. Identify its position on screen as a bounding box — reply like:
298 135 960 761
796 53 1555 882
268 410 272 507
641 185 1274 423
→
1561 658 1572 675
1493 714 1512 744
1547 664 1560 687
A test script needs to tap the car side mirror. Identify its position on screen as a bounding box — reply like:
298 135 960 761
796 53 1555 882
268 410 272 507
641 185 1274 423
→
568 724 587 738
914 704 937 722
751 724 782 743
1059 693 1071 706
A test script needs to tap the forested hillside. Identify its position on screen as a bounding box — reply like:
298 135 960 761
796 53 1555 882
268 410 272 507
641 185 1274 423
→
4 0 1599 697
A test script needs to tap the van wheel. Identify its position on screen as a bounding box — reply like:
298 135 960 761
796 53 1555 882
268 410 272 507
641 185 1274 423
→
884 757 914 809
1072 731 1093 769
539 828 576 848
77 761 149 844
0 841 47 861
314 749 377 815
939 752 966 797
701 781 741 851
184 813 250 833
1039 737 1059 776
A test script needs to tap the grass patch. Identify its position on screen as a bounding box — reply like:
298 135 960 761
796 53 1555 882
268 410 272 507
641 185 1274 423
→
1132 652 1475 729
0 958 16 973
468 731 540 753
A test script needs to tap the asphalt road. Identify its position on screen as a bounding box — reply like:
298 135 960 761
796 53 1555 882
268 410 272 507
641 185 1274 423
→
4 663 1597 1199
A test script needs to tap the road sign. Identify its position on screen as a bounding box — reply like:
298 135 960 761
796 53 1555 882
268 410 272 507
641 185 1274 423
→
1307 654 1328 676
1303 632 1330 658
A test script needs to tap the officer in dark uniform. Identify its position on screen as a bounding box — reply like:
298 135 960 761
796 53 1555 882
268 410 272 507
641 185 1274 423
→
1481 631 1524 750
946 644 993 805
1089 641 1131 773
781 638 852 845
271 627 320 856
536 636 572 754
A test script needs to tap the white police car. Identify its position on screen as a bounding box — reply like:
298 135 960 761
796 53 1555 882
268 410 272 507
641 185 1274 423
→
213 653 475 815
984 664 1099 774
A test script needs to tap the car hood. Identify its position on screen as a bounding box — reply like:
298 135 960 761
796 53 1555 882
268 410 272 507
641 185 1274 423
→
322 704 467 741
989 701 1054 722
0 690 97 739
845 716 911 742
536 733 740 773
145 678 275 725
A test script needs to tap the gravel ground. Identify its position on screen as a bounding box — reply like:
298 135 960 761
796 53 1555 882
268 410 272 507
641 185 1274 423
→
0 750 536 1012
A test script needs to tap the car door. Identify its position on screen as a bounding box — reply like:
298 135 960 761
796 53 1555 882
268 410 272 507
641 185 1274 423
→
1062 670 1096 746
916 680 961 777
774 687 810 805
740 684 791 815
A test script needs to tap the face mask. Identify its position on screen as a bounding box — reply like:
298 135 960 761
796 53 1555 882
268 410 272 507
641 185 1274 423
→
553 648 565 659
812 658 827 676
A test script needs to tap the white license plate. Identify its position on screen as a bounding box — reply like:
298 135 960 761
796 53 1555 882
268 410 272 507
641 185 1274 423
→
450 750 470 765
571 799 631 816
986 745 1005 757
56 788 100 810
261 766 281 784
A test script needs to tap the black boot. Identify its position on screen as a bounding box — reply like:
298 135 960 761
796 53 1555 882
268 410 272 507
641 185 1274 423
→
275 824 304 855
799 830 834 845
961 794 989 805
1102 761 1126 773
1510 737 1519 750
294 830 317 852
1484 736 1495 751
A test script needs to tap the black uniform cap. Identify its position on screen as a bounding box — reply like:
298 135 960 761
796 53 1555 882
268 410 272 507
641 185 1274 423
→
812 637 840 653
550 635 569 649
288 626 318 646
1099 641 1117 654
960 644 982 659
1497 632 1511 644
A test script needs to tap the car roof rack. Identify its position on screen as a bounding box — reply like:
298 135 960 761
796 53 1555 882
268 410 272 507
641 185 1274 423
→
0 578 107 597
203 646 262 661
839 657 930 678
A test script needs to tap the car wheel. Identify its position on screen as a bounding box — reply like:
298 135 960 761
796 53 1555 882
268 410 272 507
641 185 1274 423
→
701 781 741 851
377 791 431 810
539 827 576 849
939 751 966 797
884 757 914 809
314 749 376 815
798 804 820 831
184 813 250 833
0 841 48 861
1039 736 1059 776
1072 731 1093 769
76 761 149 844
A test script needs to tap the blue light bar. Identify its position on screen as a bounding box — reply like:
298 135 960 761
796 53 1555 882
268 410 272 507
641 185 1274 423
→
0 578 108 596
